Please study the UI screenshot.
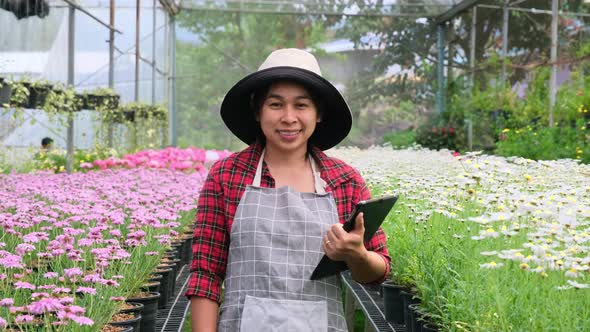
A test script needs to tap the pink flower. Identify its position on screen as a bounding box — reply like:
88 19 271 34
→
71 315 94 326
27 297 64 314
31 292 50 299
14 281 36 290
64 267 83 278
52 287 71 294
76 287 97 295
15 314 34 323
0 317 6 328
110 296 125 301
0 298 14 307
0 254 24 269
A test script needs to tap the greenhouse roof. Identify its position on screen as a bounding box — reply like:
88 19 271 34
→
178 0 464 18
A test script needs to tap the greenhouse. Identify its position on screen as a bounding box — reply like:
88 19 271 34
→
0 0 589 331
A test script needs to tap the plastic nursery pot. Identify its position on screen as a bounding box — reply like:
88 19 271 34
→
148 273 163 284
152 267 173 309
381 281 405 324
27 84 52 109
408 303 427 332
108 311 142 332
158 262 178 296
126 291 160 332
422 323 440 332
182 235 193 266
141 280 161 293
400 289 420 328
118 301 144 315
0 77 11 105
101 325 133 332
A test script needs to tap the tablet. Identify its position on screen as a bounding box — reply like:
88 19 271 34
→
310 194 398 280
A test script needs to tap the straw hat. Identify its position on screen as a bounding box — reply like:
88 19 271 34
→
220 48 352 150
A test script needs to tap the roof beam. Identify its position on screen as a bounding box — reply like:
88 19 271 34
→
159 0 179 15
435 0 480 24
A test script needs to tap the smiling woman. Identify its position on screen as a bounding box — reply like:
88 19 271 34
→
186 48 391 332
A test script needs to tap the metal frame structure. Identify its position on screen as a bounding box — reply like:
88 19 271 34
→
434 0 573 126
4 0 586 172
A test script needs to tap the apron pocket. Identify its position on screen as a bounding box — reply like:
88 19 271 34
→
240 295 328 332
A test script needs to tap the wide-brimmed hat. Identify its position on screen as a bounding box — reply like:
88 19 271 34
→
220 48 352 150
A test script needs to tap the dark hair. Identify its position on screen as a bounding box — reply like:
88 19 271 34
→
41 137 53 147
250 80 324 145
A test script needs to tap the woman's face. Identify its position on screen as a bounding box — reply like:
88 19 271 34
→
257 81 320 155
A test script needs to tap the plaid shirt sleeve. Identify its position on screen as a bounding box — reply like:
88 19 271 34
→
185 161 229 303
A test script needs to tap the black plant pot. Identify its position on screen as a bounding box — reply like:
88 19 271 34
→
182 235 193 266
126 292 160 332
152 267 173 309
148 273 163 284
381 281 405 324
109 311 142 332
83 93 101 110
400 290 420 328
27 84 52 109
159 262 178 297
103 324 133 332
119 301 145 315
422 323 440 332
0 78 11 105
141 281 161 293
408 303 427 332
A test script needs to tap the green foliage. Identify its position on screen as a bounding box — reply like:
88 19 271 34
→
383 130 416 148
495 122 589 163
32 146 116 173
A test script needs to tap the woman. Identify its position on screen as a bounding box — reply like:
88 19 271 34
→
186 48 390 332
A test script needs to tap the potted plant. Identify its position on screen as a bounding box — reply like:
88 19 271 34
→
27 80 53 109
0 77 11 106
43 85 83 116
6 80 30 108
83 87 120 110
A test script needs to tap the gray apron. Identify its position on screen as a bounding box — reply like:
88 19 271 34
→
218 150 347 332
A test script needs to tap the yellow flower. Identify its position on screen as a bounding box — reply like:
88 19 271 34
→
519 263 530 270
502 128 510 133
524 174 532 181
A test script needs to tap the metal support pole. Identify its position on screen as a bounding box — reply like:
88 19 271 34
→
152 0 157 105
170 15 177 146
549 0 558 127
470 6 477 90
135 0 141 102
107 0 115 148
501 1 508 87
467 119 473 151
66 5 75 174
437 23 445 114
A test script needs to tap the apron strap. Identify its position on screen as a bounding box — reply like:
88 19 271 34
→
252 149 326 194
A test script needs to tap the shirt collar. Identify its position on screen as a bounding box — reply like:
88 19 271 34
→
233 143 354 189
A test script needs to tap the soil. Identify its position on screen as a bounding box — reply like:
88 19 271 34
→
118 303 138 311
129 291 152 298
110 312 135 322
101 325 128 332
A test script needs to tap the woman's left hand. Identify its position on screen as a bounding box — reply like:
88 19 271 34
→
322 212 368 264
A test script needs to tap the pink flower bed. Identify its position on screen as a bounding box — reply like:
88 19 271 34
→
0 168 207 329
83 147 232 171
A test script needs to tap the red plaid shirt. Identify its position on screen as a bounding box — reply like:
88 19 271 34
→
185 143 391 303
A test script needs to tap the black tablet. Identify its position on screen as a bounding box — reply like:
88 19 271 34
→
310 194 398 280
